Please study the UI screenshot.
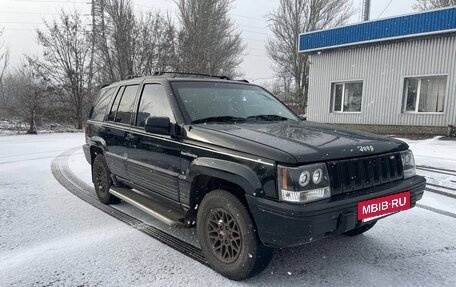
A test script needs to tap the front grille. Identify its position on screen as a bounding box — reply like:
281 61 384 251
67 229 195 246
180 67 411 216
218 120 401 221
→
327 152 404 195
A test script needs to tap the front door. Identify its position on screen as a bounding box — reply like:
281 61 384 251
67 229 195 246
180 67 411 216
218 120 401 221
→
127 83 181 202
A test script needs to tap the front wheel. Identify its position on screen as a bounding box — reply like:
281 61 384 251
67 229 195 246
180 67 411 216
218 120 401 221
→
343 221 377 236
196 190 272 280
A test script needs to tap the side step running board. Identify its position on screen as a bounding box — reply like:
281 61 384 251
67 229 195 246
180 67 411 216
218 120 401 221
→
109 187 189 228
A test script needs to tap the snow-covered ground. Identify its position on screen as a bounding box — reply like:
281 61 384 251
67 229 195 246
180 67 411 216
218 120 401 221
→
0 133 455 286
0 119 81 136
399 136 456 170
400 137 456 213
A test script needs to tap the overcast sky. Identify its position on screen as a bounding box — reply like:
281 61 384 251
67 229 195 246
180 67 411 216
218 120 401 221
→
1 0 415 83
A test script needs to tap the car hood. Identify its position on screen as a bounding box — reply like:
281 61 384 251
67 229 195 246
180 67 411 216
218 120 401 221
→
186 120 408 164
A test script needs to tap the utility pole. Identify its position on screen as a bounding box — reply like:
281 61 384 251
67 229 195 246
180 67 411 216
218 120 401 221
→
87 0 96 103
362 0 371 21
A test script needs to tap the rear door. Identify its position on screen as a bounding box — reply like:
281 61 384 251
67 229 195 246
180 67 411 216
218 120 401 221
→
127 83 181 201
104 85 139 180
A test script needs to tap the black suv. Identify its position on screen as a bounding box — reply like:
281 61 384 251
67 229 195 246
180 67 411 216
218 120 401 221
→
83 73 426 280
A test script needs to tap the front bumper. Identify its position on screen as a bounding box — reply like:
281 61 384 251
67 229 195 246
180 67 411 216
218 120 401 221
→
246 175 426 248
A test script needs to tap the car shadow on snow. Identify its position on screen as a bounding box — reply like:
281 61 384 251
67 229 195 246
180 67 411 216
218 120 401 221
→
243 232 434 285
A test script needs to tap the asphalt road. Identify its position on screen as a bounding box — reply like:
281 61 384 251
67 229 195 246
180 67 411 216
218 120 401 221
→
1 133 455 287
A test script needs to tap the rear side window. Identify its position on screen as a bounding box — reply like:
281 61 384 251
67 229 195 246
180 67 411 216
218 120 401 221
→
136 84 175 127
115 85 139 124
90 87 116 121
108 87 125 122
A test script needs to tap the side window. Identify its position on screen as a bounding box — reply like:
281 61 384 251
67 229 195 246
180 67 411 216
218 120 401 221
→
108 87 125 122
89 87 115 121
402 76 447 113
114 85 139 124
331 81 363 113
136 84 175 127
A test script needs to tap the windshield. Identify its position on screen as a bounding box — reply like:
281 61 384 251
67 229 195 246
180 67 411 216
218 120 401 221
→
171 81 299 123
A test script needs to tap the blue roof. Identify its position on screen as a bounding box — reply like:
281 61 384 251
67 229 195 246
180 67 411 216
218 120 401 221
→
298 7 456 53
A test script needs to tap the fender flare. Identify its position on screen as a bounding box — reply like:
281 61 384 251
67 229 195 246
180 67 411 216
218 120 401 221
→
91 136 107 151
186 157 263 196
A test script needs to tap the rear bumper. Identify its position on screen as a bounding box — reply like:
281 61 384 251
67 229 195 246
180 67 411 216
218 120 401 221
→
82 144 91 164
246 176 426 248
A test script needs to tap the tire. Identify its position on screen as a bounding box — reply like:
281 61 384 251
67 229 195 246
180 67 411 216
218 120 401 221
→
92 154 120 204
343 221 377 236
196 190 272 280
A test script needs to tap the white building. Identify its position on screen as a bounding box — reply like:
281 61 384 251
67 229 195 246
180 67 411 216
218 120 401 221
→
299 7 456 135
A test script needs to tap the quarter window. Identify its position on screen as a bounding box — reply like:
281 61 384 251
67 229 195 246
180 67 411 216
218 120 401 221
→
331 81 363 112
136 84 175 127
108 87 125 122
90 87 116 121
403 76 446 113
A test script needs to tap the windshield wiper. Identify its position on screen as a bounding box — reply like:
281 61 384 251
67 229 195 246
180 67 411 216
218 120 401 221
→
191 116 248 124
246 114 290 121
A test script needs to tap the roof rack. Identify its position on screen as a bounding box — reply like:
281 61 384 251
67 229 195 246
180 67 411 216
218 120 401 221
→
153 71 231 80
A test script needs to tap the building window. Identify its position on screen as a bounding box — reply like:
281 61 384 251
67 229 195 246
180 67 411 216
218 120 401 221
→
403 76 447 113
331 81 363 113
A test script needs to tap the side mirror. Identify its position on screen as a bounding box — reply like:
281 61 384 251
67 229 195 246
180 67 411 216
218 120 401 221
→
299 114 307 121
144 117 171 135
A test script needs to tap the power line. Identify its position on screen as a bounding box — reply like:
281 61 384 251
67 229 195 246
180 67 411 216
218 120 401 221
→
377 0 393 19
242 29 268 36
13 0 86 3
1 28 38 31
0 21 44 24
0 11 58 15
232 13 264 22
245 38 265 43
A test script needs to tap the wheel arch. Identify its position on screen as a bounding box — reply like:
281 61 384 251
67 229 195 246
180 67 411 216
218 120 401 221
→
186 157 263 217
89 136 108 165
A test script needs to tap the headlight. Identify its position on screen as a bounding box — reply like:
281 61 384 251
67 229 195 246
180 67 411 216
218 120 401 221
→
401 150 416 179
278 163 331 204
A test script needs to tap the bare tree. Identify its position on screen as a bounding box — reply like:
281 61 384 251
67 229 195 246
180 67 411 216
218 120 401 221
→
413 0 456 10
135 12 178 75
0 31 8 85
0 30 9 116
92 0 137 82
92 1 179 81
28 11 93 129
176 0 245 77
16 62 52 133
266 0 353 111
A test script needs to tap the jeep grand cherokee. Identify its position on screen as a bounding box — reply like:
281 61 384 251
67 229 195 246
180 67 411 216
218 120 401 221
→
83 72 426 280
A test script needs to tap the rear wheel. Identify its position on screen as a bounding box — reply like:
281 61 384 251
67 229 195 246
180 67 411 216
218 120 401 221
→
197 190 272 280
92 154 120 204
343 221 377 236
